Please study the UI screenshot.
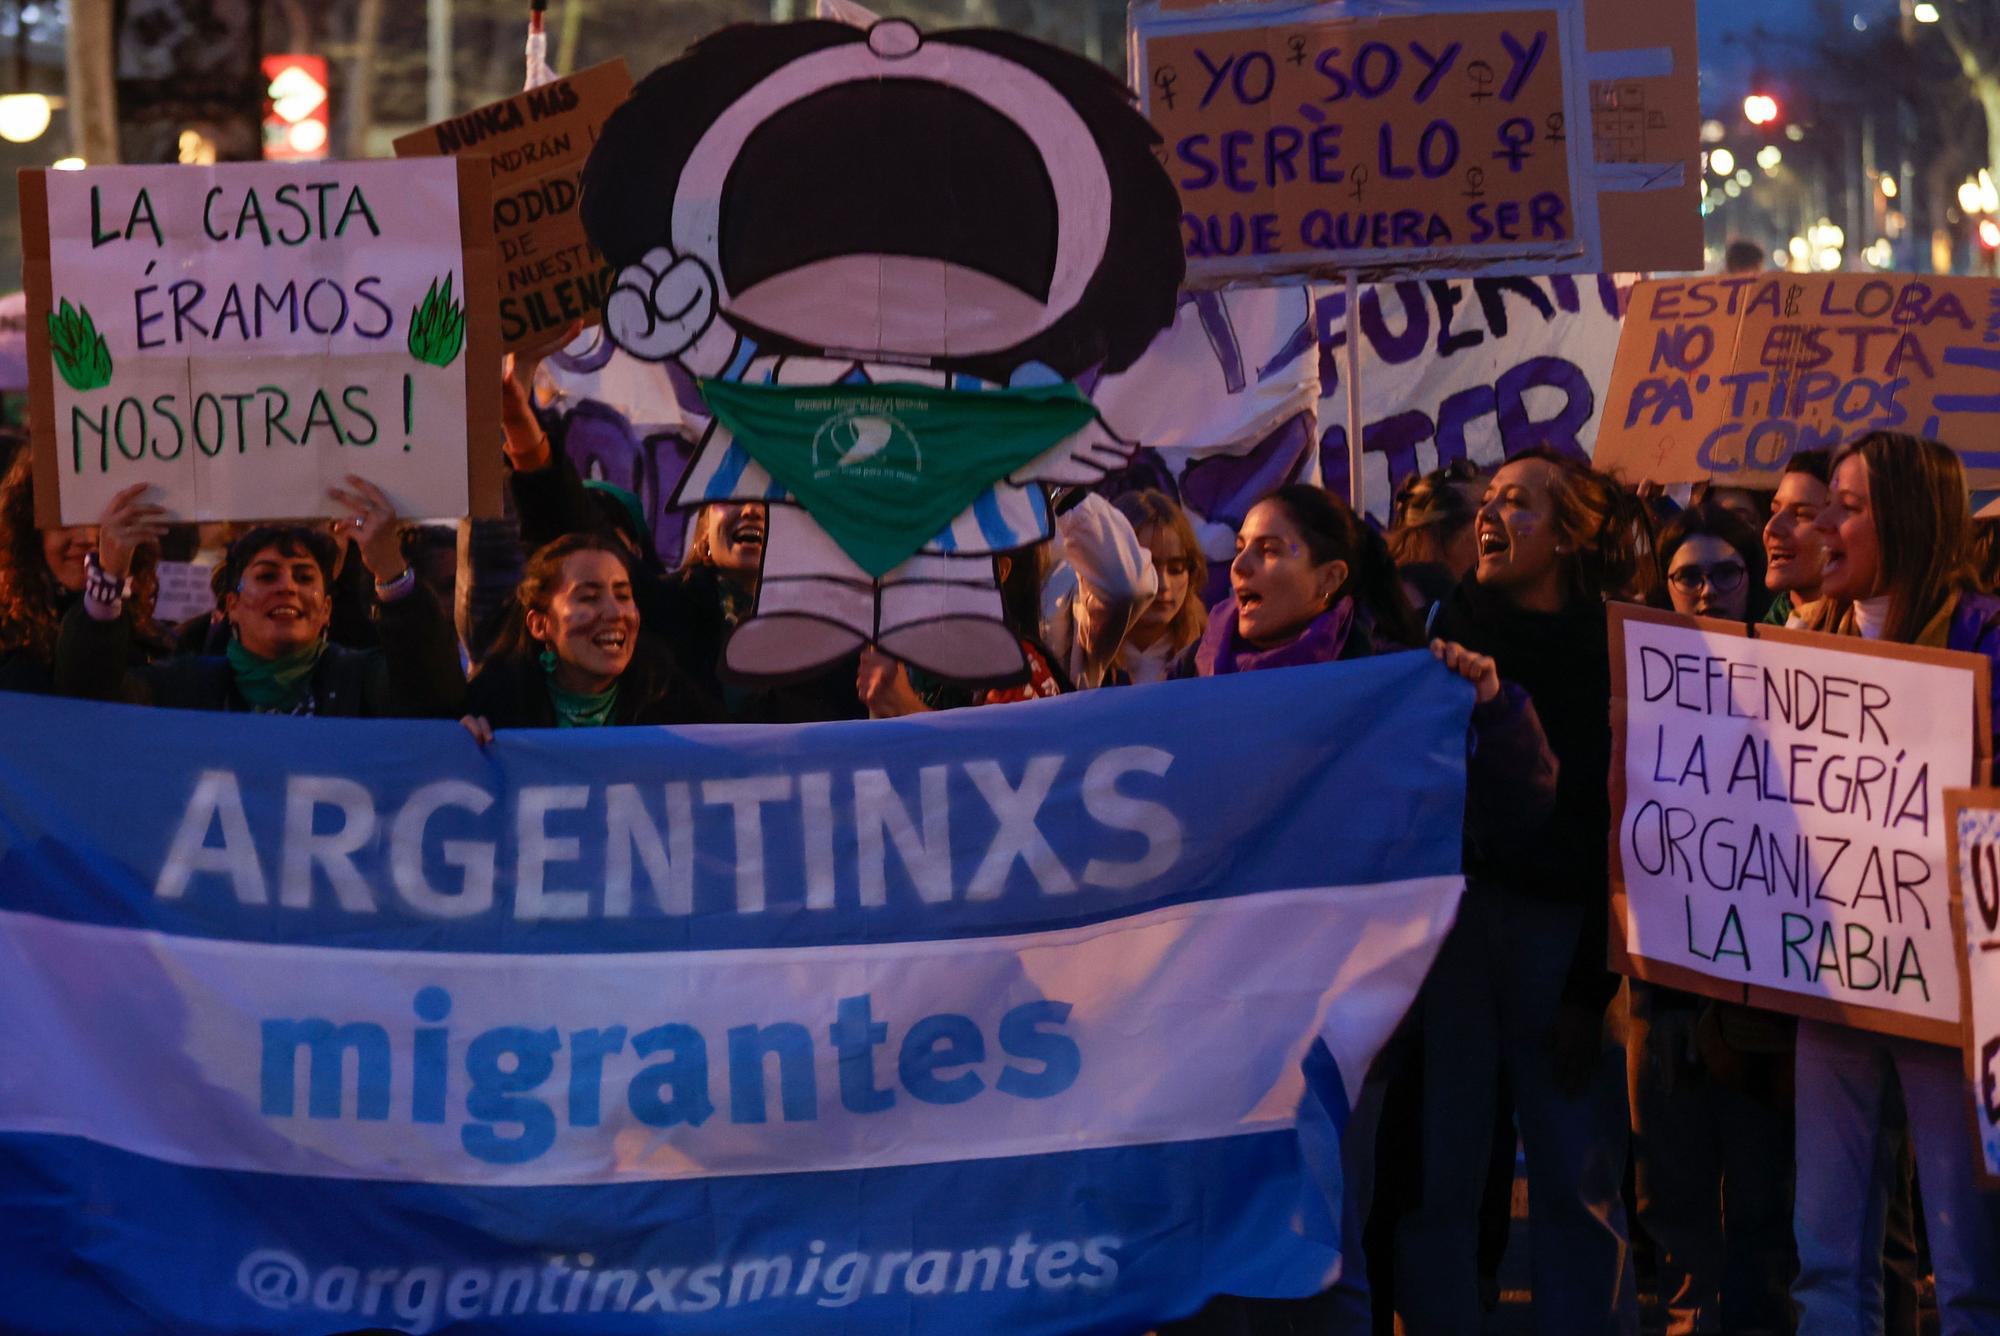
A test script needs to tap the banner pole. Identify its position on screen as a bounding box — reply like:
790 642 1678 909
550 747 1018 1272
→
1344 269 1363 512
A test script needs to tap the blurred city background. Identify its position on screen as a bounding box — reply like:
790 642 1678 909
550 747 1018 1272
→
1 0 2000 290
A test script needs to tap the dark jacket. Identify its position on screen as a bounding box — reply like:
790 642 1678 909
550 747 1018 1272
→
1432 578 1620 1015
465 637 723 729
54 586 466 719
509 434 865 724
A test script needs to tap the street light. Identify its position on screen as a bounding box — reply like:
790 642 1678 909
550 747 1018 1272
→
1980 219 2000 250
1756 145 1783 171
1913 2 1941 22
1744 94 1780 126
1709 147 1737 177
0 94 51 144
1880 174 1899 199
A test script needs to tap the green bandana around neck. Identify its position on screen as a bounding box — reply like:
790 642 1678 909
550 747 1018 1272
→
697 379 1098 577
226 637 324 713
540 648 620 728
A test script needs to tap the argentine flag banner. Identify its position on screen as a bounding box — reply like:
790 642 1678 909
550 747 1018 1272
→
0 655 1468 1334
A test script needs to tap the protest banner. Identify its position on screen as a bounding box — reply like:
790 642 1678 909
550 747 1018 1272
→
1594 272 2000 490
1129 0 1699 286
394 60 633 352
20 159 503 526
1316 271 1626 510
1609 604 1991 1045
1948 789 2000 1187
0 654 1470 1333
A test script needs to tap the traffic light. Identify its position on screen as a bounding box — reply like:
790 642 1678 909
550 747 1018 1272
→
262 55 329 162
1743 93 1781 127
1979 218 2000 251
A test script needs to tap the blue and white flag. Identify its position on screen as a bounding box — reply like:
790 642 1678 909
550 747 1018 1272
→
0 655 1468 1334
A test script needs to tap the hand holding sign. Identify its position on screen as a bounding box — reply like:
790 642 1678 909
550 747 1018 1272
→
94 483 168 580
327 475 409 584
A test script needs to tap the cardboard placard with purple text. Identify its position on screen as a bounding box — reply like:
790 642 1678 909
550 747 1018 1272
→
1609 605 1990 1047
1129 0 1699 286
395 60 632 353
1594 273 2000 489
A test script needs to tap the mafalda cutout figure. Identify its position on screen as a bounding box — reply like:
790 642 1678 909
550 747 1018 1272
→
582 18 1183 683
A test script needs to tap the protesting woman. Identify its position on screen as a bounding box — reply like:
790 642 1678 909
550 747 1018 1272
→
460 533 718 737
1172 482 1556 1335
1400 448 1643 1336
1105 489 1207 685
1792 432 2000 1333
1763 448 1833 626
0 453 166 692
1654 501 1769 625
1636 499 1795 1331
56 477 464 719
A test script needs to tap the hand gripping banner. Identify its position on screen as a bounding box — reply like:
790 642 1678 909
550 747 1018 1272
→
0 655 1468 1334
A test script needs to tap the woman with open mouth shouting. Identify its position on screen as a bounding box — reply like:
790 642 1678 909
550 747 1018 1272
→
1401 447 1645 1336
1170 482 1556 1335
1790 432 2000 1333
460 534 720 740
55 475 463 720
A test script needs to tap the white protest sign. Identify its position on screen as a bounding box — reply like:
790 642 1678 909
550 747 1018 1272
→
1320 272 1627 516
1610 606 1989 1045
1949 791 2000 1186
22 160 502 526
151 560 215 625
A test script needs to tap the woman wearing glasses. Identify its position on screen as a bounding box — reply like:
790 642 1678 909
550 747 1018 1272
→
1654 502 1770 625
1636 499 1795 1334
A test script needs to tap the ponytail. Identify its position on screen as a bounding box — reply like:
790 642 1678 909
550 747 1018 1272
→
1264 484 1424 648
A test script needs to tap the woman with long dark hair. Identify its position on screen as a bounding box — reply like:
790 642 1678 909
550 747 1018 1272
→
460 533 718 736
1792 433 2000 1332
1399 447 1643 1336
1171 482 1556 1336
1652 500 1770 625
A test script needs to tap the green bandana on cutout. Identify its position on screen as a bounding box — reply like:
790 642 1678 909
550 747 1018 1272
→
698 379 1099 578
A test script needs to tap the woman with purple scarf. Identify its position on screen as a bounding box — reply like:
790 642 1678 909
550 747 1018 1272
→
1170 482 1557 1336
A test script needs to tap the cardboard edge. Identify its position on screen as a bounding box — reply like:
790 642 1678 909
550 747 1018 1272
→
1946 788 2000 1189
1607 604 1753 993
19 170 60 529
456 157 505 521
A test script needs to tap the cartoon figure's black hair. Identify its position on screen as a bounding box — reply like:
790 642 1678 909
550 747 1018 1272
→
581 21 1184 381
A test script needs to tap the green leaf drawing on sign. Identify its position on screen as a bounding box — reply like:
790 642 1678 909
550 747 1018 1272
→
48 299 113 392
407 274 467 369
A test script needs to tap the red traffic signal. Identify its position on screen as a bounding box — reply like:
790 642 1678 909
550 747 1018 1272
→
1743 93 1781 127
1979 219 2000 251
263 55 329 162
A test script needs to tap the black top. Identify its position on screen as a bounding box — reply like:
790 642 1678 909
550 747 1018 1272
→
465 637 723 729
54 586 466 719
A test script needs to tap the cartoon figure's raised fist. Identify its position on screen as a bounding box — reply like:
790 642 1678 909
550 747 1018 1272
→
603 247 718 364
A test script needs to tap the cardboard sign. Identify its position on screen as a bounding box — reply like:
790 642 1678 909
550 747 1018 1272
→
1595 273 2000 489
1948 789 2000 1187
21 159 502 527
1609 605 1991 1046
394 60 632 352
1130 0 1699 285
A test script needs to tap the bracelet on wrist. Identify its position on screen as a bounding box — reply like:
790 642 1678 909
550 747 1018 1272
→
374 567 417 601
